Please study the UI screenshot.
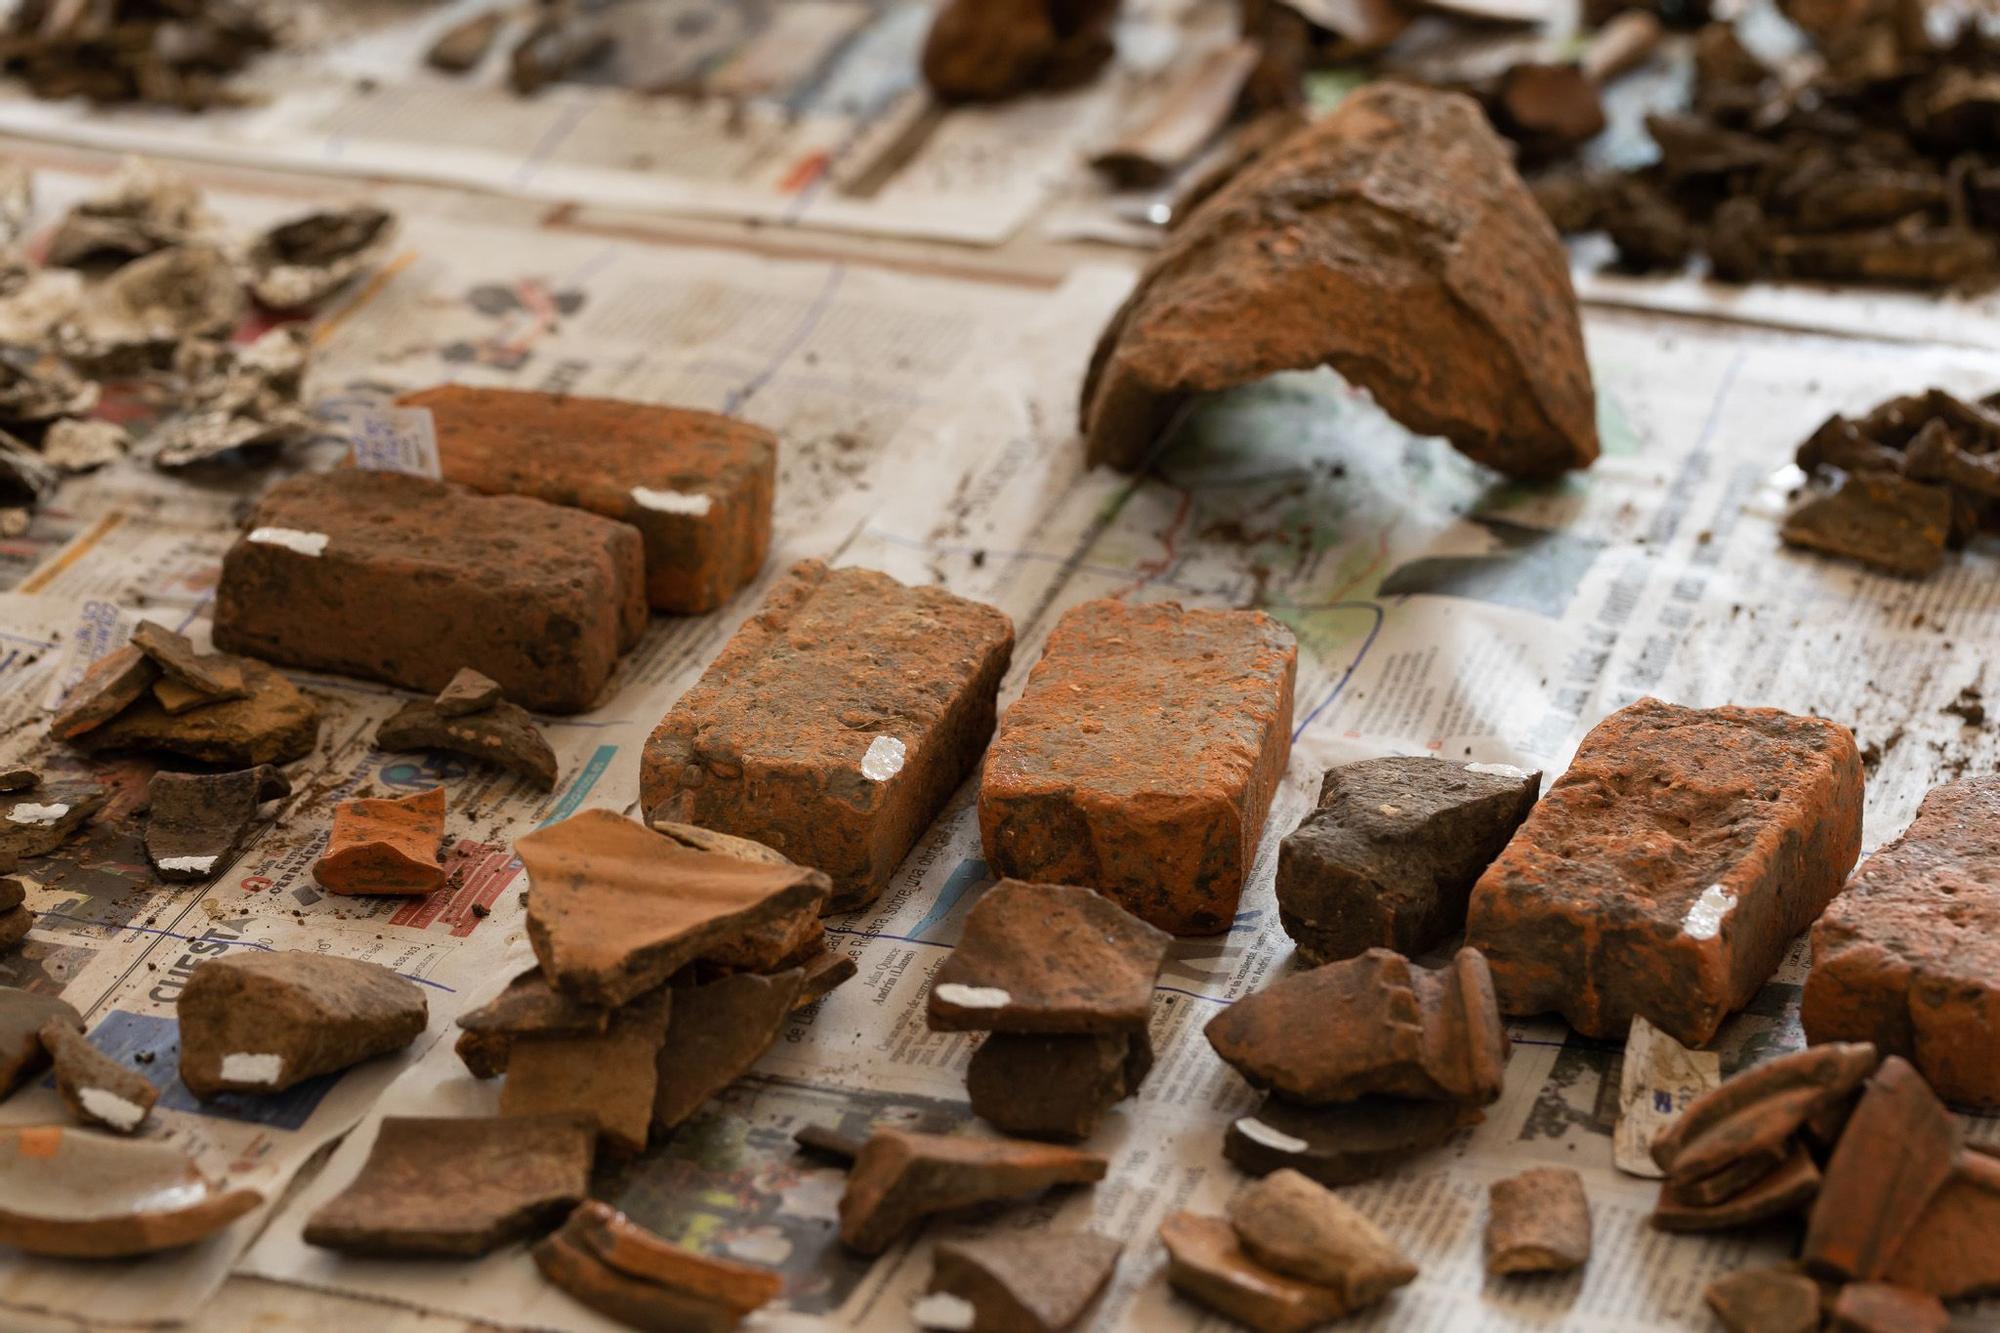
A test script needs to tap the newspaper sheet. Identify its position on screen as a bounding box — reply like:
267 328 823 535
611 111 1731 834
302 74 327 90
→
234 292 2000 1333
0 185 1112 1325
0 0 1216 248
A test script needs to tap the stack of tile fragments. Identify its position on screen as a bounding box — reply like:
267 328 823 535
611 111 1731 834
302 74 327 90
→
452 809 854 1156
1783 387 2000 580
926 879 1171 1139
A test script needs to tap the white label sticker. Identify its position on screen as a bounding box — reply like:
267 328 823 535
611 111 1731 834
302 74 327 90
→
336 403 441 478
630 486 715 516
1466 761 1530 779
934 983 1011 1010
158 855 218 874
1682 884 1737 941
220 1052 285 1085
1233 1117 1309 1155
861 735 906 782
249 527 330 557
912 1292 977 1331
78 1087 147 1132
7 802 68 825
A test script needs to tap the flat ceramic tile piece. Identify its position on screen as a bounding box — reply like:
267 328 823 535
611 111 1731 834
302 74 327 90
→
966 1030 1151 1140
1223 1094 1481 1186
41 1020 158 1134
501 985 671 1156
533 1229 752 1333
213 469 647 715
926 1229 1123 1333
452 966 613 1079
1158 1211 1371 1333
1703 1268 1826 1333
176 950 427 1099
1804 775 2000 1106
1278 757 1540 966
793 948 857 1011
435 667 503 717
1782 472 1952 578
0 1127 261 1258
1468 698 1862 1046
48 644 156 740
1651 1042 1879 1183
520 809 830 1007
651 969 803 1132
1205 947 1508 1106
1651 1145 1822 1232
1803 1056 1959 1280
837 1130 1108 1256
73 657 319 766
376 696 559 791
404 384 776 614
561 1201 783 1316
979 598 1296 935
312 787 447 896
303 1114 595 1257
1485 1166 1592 1274
0 985 80 1098
129 619 246 702
0 781 107 862
145 765 289 883
1226 1169 1417 1300
928 880 1170 1034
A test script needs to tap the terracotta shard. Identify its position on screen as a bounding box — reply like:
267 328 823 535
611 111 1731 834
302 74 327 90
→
0 1128 261 1259
520 809 831 1007
303 1114 594 1257
1228 1168 1417 1305
213 470 646 715
1205 947 1508 1106
1828 1283 1947 1333
376 696 559 791
650 820 793 866
561 1201 783 1315
1803 1056 1959 1281
1650 1042 1879 1184
454 967 611 1078
129 620 246 703
41 1020 158 1134
1224 1094 1481 1186
1081 83 1597 480
1666 1143 1791 1207
1486 1167 1591 1275
145 765 289 883
1651 1145 1820 1232
699 901 825 975
1781 473 1951 578
966 1030 1152 1140
837 1130 1108 1255
641 560 1014 910
74 657 320 766
0 986 81 1097
794 948 857 1010
1704 1268 1824 1333
922 0 1119 102
926 1229 1123 1333
436 667 503 717
928 880 1171 1033
1278 757 1541 966
49 643 156 739
979 599 1296 935
1467 698 1864 1046
1882 1148 2000 1299
0 781 106 861
1158 1211 1368 1333
313 787 447 897
501 985 671 1155
405 385 776 615
534 1230 748 1333
651 968 803 1132
177 950 428 1099
1802 776 2000 1106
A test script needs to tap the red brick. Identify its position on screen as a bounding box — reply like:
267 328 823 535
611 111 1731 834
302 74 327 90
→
402 385 774 614
1466 698 1862 1045
979 599 1296 935
1802 775 2000 1106
640 560 1013 909
213 470 645 715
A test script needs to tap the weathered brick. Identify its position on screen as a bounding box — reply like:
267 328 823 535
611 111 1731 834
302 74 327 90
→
1466 698 1863 1046
403 385 774 613
1802 775 2000 1106
213 470 646 715
979 599 1296 935
640 560 1013 909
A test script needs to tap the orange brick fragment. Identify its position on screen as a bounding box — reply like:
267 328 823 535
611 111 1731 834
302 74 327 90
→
313 788 447 896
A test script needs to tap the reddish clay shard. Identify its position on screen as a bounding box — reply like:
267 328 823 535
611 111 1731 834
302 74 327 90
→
50 643 156 739
520 809 830 1007
926 1229 1123 1333
129 619 245 703
1803 1056 1959 1282
435 667 503 717
73 657 320 767
793 947 856 1011
405 385 775 615
1467 698 1863 1046
304 1114 595 1257
0 986 81 1098
214 469 646 715
1278 757 1541 966
177 950 427 1099
1227 1169 1417 1304
1081 83 1597 480
1704 1268 1823 1333
313 787 447 897
1651 1144 1821 1232
376 694 558 791
1486 1167 1591 1275
454 967 611 1079
642 560 1013 910
837 1129 1108 1255
1883 1147 2000 1300
1651 1042 1879 1184
1224 1093 1481 1186
501 985 671 1156
928 879 1171 1033
0 1129 262 1259
1205 947 1508 1106
1828 1283 1947 1333
534 1226 760 1333
980 599 1296 935
922 0 1120 102
1803 775 2000 1107
1159 1211 1384 1333
651 968 803 1132
562 1202 783 1316
40 1020 157 1134
145 765 289 883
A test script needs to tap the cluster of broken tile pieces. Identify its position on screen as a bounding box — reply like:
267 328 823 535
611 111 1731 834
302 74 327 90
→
1782 386 2000 580
927 879 1171 1139
0 0 281 110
